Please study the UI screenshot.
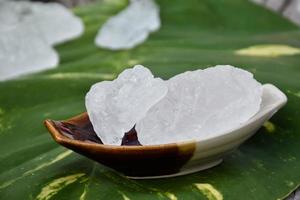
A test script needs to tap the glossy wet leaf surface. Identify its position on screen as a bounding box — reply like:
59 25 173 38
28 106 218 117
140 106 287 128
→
0 0 299 199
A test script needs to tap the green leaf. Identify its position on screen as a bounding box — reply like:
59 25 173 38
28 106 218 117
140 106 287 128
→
0 0 299 199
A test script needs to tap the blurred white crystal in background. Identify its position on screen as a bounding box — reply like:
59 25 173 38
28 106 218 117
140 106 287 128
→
0 1 83 45
266 0 284 12
250 0 264 5
95 0 160 50
283 0 300 26
136 65 262 145
0 23 58 81
250 0 300 26
85 65 167 145
0 0 84 81
22 1 84 45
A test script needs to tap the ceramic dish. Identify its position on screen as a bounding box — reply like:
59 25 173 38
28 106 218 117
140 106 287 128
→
44 84 287 179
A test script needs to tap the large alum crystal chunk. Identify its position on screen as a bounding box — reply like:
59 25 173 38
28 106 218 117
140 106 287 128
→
85 65 167 145
136 65 262 145
95 0 160 50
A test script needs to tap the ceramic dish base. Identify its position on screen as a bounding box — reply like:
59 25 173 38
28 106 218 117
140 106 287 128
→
127 158 223 179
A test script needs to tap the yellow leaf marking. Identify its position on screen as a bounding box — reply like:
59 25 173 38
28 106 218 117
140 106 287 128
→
24 150 72 176
287 90 300 98
121 193 130 200
47 72 115 79
235 44 300 57
194 183 223 200
38 73 115 80
0 150 72 189
36 173 85 200
127 59 139 66
79 186 87 200
263 121 276 133
295 92 300 98
165 192 178 200
117 191 131 200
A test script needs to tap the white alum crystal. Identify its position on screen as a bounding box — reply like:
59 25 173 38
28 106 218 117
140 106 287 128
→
22 1 84 45
0 1 84 81
95 0 161 50
0 1 84 45
136 65 262 145
86 65 262 145
0 22 59 81
85 65 167 145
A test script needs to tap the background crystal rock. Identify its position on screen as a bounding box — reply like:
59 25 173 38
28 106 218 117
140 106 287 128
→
0 1 83 45
136 65 263 145
0 0 83 80
95 0 160 50
85 65 167 145
23 1 84 45
0 22 58 81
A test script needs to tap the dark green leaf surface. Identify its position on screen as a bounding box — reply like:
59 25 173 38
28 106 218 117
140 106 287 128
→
0 0 299 199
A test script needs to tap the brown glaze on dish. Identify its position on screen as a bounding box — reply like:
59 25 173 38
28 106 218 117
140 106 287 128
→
55 115 140 145
121 126 141 146
44 112 196 177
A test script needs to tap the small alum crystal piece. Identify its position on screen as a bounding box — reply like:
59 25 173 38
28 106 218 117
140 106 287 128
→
85 65 168 145
136 65 263 145
0 1 84 80
95 0 161 50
